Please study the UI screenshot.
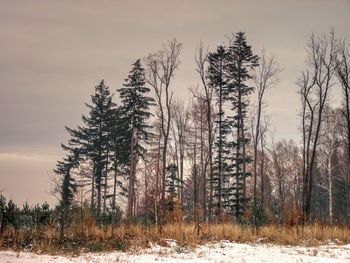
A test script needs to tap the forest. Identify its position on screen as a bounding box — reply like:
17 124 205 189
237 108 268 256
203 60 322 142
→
1 30 350 253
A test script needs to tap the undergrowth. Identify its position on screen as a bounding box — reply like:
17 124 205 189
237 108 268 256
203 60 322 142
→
0 223 349 255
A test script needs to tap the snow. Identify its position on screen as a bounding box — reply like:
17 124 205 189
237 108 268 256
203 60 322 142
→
1 241 349 263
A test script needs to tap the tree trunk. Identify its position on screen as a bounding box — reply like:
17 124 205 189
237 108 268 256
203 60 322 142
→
91 167 95 209
103 149 109 214
200 100 206 220
327 155 333 225
112 157 118 234
127 127 135 218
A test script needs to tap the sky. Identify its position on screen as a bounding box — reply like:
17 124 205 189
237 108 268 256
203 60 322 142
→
0 0 349 206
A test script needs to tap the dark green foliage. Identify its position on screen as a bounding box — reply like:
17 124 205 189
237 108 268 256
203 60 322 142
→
206 33 259 220
0 196 125 234
0 195 6 233
252 205 268 227
55 155 78 209
32 202 51 228
82 80 116 214
61 80 121 215
118 59 155 160
207 45 233 217
165 163 182 198
0 196 53 233
207 45 229 98
110 107 131 176
226 32 259 218
118 59 155 216
4 200 20 231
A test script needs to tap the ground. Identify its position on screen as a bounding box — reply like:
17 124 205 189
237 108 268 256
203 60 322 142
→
1 241 349 263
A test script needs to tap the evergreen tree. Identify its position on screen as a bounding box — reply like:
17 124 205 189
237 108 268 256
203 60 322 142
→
165 163 182 212
207 45 232 218
226 32 259 219
118 59 155 217
109 106 130 228
54 154 78 240
165 163 182 198
62 80 115 215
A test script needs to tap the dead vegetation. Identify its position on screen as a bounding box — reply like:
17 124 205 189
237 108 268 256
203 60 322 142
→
0 222 349 255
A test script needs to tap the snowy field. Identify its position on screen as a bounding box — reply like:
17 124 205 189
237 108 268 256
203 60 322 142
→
1 241 349 263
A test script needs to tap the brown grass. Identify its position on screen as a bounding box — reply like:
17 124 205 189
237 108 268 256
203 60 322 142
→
1 223 349 255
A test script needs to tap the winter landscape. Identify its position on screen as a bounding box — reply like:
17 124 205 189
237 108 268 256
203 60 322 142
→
1 1 350 262
1 241 350 263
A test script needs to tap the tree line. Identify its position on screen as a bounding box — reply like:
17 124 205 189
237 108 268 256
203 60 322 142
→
1 30 349 239
53 31 350 231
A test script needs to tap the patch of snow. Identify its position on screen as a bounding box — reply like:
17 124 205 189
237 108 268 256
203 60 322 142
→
0 242 349 263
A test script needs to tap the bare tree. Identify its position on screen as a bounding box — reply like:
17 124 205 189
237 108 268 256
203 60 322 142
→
336 39 350 218
195 43 215 222
269 139 302 224
337 39 350 161
171 100 190 204
143 115 163 226
298 31 337 222
318 107 341 224
145 39 182 229
252 50 281 226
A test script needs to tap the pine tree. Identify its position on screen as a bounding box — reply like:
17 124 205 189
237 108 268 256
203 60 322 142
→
165 164 181 198
62 80 115 216
165 163 182 212
81 80 115 216
54 154 78 240
118 59 155 218
207 45 232 219
226 32 259 219
109 106 130 215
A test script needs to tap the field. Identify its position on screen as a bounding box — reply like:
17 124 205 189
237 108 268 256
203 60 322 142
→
1 240 350 263
1 223 350 258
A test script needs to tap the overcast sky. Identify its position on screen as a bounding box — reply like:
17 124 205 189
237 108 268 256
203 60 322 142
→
1 0 349 206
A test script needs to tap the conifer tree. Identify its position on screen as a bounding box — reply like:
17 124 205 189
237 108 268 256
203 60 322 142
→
82 80 115 215
109 106 130 217
62 80 115 216
226 32 259 219
207 45 231 218
118 59 155 218
54 154 78 240
165 163 180 198
165 163 182 212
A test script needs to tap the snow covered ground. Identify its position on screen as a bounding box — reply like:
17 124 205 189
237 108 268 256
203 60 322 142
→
1 240 349 263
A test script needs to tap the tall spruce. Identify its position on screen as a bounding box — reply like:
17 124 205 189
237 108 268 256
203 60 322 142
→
226 32 259 219
63 80 115 216
207 45 232 219
82 80 115 215
109 106 130 230
110 106 129 208
118 59 155 218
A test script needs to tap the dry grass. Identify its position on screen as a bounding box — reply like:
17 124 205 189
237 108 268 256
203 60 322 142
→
1 223 349 254
161 223 350 246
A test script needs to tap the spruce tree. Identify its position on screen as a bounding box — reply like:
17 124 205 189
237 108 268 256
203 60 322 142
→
62 80 115 216
165 163 180 198
207 45 232 219
54 154 78 240
110 106 130 209
226 32 259 219
118 59 155 217
165 163 182 212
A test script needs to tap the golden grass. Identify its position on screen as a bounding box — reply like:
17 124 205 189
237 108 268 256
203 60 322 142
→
1 223 349 254
160 223 350 246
